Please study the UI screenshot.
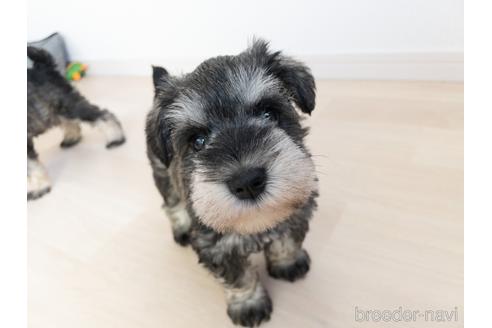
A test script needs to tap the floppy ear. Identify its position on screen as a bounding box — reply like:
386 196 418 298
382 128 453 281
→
249 40 316 114
147 66 177 167
145 108 174 167
270 56 316 114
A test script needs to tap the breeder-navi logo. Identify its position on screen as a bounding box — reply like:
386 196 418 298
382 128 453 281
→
355 306 459 323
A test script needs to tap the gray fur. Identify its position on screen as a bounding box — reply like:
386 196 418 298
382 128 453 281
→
27 46 126 200
146 39 318 326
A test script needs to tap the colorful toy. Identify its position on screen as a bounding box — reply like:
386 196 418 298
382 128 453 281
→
66 62 88 81
28 33 88 81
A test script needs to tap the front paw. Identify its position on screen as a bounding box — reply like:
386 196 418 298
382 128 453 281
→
227 285 272 327
267 249 311 282
172 230 190 246
27 163 52 201
27 186 51 201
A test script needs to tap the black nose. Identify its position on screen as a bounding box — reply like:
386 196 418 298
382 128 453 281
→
227 167 267 200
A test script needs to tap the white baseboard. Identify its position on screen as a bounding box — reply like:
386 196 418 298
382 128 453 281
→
85 52 463 81
302 52 463 81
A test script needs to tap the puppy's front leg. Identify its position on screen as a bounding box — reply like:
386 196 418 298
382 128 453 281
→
265 233 311 282
224 262 272 327
164 202 192 246
151 167 192 246
27 138 51 200
194 239 272 327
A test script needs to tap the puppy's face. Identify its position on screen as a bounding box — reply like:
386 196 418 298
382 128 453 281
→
147 40 318 234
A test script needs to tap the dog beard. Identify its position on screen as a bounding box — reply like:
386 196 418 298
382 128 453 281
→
190 128 317 234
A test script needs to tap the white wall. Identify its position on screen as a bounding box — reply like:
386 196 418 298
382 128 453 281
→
27 0 463 80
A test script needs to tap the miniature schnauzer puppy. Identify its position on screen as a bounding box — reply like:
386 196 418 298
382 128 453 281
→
27 47 125 200
146 40 318 327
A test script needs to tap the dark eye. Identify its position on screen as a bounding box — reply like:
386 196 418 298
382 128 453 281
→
261 110 276 121
192 135 206 151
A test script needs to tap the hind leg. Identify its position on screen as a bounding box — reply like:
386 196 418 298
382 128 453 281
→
62 99 125 148
60 119 82 148
27 138 51 200
94 109 126 148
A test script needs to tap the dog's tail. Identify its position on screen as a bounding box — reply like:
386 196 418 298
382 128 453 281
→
27 46 56 70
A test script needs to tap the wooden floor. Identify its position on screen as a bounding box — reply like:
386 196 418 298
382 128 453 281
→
28 77 463 328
